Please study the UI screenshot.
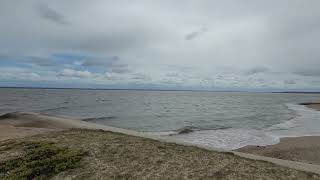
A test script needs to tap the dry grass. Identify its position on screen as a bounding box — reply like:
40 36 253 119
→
1 129 320 180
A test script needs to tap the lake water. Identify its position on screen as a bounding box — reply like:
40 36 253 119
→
1 88 320 150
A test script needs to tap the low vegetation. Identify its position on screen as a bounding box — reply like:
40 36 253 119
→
0 141 86 180
0 129 319 179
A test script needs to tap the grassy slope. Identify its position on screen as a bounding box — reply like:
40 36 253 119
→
1 129 320 180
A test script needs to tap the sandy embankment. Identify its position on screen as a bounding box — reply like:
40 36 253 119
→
237 102 320 166
0 112 142 141
0 112 90 141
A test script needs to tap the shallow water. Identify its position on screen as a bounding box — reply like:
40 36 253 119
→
1 88 320 150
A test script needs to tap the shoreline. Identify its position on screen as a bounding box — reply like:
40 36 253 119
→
236 102 320 165
236 136 320 165
299 102 320 111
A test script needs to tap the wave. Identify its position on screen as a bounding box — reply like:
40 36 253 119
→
266 103 299 131
146 125 232 136
175 125 232 135
150 102 320 150
0 112 22 119
176 126 194 134
166 128 280 150
39 106 68 112
267 103 320 137
299 102 320 106
98 99 112 102
82 116 117 122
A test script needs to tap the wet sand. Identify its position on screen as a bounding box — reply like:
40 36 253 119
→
300 102 320 111
236 136 320 165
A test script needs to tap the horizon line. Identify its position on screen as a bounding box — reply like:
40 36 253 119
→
0 86 320 93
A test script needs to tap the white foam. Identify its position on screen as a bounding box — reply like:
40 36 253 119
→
143 103 320 150
269 104 320 138
165 129 279 150
144 130 178 136
154 103 320 150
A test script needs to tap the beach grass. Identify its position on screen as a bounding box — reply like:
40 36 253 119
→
0 129 319 180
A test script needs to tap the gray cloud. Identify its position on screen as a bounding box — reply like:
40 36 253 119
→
36 3 69 25
0 55 56 67
284 79 296 85
23 56 57 67
81 56 119 67
185 27 207 40
131 73 150 80
245 67 269 76
294 70 320 77
166 73 179 77
111 64 130 74
80 55 130 74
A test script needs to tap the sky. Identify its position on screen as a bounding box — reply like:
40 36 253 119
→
0 0 320 91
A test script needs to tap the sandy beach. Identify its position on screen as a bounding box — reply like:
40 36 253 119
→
1 112 320 179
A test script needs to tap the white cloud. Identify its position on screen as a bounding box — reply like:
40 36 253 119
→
59 69 94 78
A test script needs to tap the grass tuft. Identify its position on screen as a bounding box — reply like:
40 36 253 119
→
0 141 86 180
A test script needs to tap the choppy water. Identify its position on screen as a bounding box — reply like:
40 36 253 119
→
1 88 320 150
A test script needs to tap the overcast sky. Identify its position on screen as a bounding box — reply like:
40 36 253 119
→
1 0 320 91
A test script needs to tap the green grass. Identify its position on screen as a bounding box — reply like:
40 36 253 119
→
0 141 87 180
